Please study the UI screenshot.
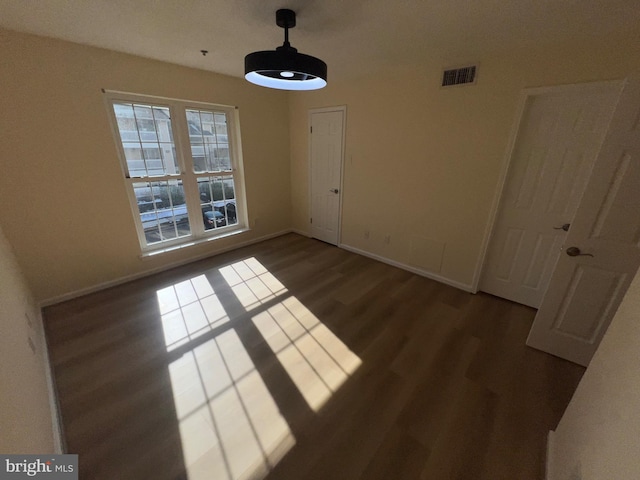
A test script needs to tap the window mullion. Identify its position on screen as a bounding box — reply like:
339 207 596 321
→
125 174 182 183
171 104 203 236
226 108 246 227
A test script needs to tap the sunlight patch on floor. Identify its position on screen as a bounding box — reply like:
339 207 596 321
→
157 275 229 351
252 296 362 412
169 329 294 480
219 258 287 311
159 257 360 479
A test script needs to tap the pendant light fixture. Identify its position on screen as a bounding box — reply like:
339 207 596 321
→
245 9 327 91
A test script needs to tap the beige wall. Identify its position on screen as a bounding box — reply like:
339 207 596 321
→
549 269 640 479
289 39 640 289
2 28 638 302
0 28 291 304
0 224 58 453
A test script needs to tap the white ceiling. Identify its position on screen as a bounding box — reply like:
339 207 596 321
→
1 0 638 82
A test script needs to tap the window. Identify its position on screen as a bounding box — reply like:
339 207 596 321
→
104 91 246 252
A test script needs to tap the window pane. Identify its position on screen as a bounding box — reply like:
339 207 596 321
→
113 103 179 177
197 176 237 230
222 176 238 226
134 180 191 245
222 177 235 200
186 109 231 173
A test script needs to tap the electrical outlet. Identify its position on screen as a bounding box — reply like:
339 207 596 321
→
364 229 370 240
384 234 391 244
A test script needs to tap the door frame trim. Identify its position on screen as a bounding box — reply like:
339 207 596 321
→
308 105 347 246
471 80 624 294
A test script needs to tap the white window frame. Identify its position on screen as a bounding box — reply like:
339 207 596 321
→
103 90 248 254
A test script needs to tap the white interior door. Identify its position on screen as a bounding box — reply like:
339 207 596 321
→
481 84 620 307
527 77 640 366
310 109 345 245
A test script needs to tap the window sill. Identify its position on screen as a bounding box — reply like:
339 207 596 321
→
140 227 250 260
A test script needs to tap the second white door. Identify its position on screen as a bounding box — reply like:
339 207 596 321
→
527 77 640 366
480 84 620 307
310 109 345 245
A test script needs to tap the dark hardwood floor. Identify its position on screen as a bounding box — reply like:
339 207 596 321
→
44 233 584 480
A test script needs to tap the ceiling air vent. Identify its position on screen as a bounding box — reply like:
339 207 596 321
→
441 65 477 87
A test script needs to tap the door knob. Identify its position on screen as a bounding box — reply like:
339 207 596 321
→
554 223 570 232
329 189 339 194
566 246 594 257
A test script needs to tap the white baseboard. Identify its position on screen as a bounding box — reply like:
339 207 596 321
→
40 229 293 307
43 340 64 453
41 230 475 307
38 309 64 453
546 430 556 480
338 243 474 292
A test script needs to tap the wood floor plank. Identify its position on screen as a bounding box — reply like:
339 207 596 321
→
43 233 584 480
359 425 430 480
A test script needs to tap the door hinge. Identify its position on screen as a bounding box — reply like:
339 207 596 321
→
310 126 313 134
310 217 313 224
